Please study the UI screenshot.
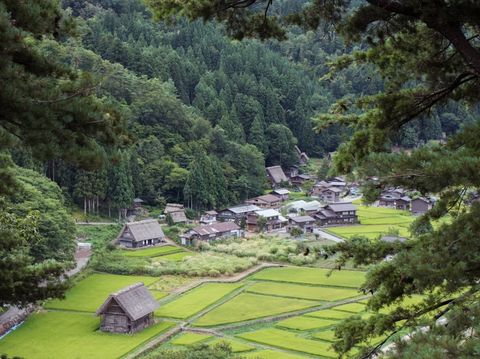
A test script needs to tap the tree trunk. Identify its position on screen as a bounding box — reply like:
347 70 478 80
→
84 197 87 215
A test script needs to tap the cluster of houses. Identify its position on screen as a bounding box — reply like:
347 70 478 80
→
377 188 434 214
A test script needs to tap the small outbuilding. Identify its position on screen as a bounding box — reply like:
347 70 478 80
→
117 219 165 248
96 282 160 334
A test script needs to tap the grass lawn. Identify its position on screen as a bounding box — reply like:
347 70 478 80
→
333 302 366 313
237 328 335 358
45 273 159 312
276 316 338 331
122 245 182 257
194 293 320 327
0 311 174 359
246 281 361 301
155 283 242 319
155 251 194 261
251 267 365 288
306 309 355 320
242 349 308 359
170 332 212 346
327 206 415 240
312 330 337 342
207 338 255 353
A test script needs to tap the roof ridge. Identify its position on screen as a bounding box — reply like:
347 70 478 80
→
112 282 144 296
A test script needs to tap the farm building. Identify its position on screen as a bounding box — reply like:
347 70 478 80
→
246 209 287 232
96 282 159 334
217 204 261 223
200 210 218 224
181 222 242 246
266 165 289 187
117 219 165 248
378 189 411 210
288 215 316 234
315 202 358 227
411 197 433 214
245 194 282 209
271 188 290 201
164 203 188 224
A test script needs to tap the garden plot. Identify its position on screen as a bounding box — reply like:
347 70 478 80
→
170 332 213 346
251 267 365 288
312 330 337 342
155 282 243 319
0 311 174 359
276 316 338 331
45 273 159 312
246 281 361 301
194 293 321 327
237 328 336 358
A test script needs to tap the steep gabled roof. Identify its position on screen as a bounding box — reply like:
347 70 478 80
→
326 202 357 212
96 282 159 321
170 211 188 223
122 219 164 242
266 166 288 184
164 203 184 214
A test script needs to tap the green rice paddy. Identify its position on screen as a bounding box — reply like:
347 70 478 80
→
121 245 183 257
276 316 338 331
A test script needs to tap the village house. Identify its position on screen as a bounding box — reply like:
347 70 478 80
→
289 173 311 187
288 215 316 234
266 165 289 188
200 210 218 224
181 222 242 246
295 145 310 165
317 187 342 202
271 188 290 201
411 197 433 214
164 203 188 224
96 283 159 334
378 189 411 210
246 209 287 232
217 204 261 223
116 219 165 248
288 200 322 215
315 202 358 226
245 194 282 209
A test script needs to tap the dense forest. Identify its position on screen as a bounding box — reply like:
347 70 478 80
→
8 0 476 218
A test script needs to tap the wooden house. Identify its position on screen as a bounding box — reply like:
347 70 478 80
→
217 204 261 223
164 203 188 224
245 194 281 209
378 189 411 210
410 197 433 214
117 219 165 248
96 283 159 334
271 188 290 201
200 210 218 224
246 209 287 232
266 166 289 188
315 202 358 226
288 215 316 234
181 222 242 246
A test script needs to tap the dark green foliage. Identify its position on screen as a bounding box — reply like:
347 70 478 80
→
144 343 238 359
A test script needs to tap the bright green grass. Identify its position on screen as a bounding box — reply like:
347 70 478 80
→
122 245 182 257
237 328 335 358
306 309 355 320
208 338 255 353
251 267 365 288
155 251 194 261
333 302 366 313
151 290 169 300
170 332 212 346
312 330 337 342
276 316 338 330
246 281 361 301
0 311 174 359
45 273 159 312
155 283 242 319
242 349 308 359
194 293 321 327
327 225 411 239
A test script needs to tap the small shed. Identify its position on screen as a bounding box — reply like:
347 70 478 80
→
96 283 160 333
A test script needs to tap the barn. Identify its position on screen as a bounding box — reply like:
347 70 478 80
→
116 219 165 248
96 282 160 334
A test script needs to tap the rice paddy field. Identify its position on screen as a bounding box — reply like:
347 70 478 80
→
2 265 404 359
327 205 415 239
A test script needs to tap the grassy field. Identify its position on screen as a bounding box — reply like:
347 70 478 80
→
45 273 159 312
312 330 337 342
246 281 361 301
194 293 321 327
333 302 367 313
237 328 335 358
306 309 356 320
327 206 415 239
0 311 174 359
170 332 212 346
156 251 194 261
155 283 242 319
276 316 338 331
242 349 308 359
251 267 365 288
207 338 255 353
121 245 182 257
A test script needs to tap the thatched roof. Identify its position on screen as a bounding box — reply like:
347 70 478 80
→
164 203 184 214
170 210 188 223
96 282 159 321
266 166 288 184
122 219 164 242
